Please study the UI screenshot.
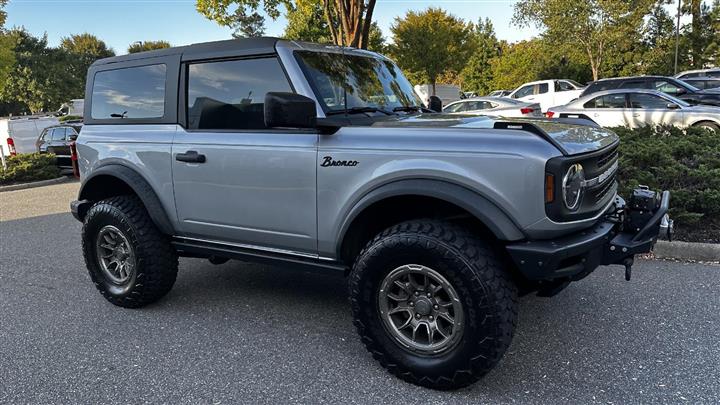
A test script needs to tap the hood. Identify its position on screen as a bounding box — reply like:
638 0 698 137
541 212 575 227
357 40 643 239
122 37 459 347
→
370 113 619 156
697 88 720 95
684 104 720 113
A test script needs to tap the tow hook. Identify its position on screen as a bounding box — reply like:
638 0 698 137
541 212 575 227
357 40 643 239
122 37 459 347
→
623 257 633 281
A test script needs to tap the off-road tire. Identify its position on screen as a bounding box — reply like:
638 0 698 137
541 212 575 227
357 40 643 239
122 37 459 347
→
349 220 518 390
82 195 178 308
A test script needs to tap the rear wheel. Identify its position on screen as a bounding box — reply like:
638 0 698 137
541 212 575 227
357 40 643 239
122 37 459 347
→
349 220 517 390
82 195 178 308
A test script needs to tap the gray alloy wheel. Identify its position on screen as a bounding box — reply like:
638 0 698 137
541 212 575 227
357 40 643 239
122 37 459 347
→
378 264 464 355
95 225 136 285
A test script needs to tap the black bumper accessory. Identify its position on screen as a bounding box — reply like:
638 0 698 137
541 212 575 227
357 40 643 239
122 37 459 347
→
507 187 671 283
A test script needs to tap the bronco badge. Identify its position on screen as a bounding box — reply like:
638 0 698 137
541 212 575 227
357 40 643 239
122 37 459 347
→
321 156 359 167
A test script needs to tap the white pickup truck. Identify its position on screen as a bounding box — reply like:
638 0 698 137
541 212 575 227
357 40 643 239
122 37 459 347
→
507 79 585 112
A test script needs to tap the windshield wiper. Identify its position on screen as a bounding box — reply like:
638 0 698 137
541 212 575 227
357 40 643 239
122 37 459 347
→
392 105 434 114
326 106 395 116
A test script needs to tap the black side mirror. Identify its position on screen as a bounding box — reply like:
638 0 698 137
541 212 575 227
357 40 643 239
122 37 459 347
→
428 96 442 113
68 134 78 141
264 92 317 128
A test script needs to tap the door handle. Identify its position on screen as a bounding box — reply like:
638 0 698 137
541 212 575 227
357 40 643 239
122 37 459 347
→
632 113 640 117
175 150 206 163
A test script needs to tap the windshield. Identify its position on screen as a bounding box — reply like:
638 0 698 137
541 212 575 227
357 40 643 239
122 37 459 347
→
675 78 700 92
565 79 584 88
295 51 422 114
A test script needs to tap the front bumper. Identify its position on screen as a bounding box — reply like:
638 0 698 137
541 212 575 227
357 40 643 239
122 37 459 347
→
506 190 670 282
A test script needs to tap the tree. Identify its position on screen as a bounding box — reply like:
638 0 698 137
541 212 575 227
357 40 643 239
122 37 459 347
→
127 40 171 54
283 0 384 51
196 0 378 48
60 33 115 93
514 0 654 80
0 0 7 29
0 29 76 113
637 2 677 75
389 8 474 95
459 18 499 95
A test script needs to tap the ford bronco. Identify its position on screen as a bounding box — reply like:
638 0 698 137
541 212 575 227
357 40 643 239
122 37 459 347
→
71 38 671 389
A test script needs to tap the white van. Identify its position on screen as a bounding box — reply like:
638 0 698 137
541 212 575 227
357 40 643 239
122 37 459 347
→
1 115 60 156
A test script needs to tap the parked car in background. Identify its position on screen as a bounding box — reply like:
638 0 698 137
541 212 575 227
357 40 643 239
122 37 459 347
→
1 115 60 156
36 122 82 167
580 75 720 107
682 77 720 90
488 89 511 97
414 84 463 106
547 89 720 131
443 96 542 117
507 79 585 112
675 68 720 79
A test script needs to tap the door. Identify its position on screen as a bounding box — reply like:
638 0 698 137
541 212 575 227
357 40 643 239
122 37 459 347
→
625 93 680 128
581 93 627 127
47 127 72 157
172 56 318 254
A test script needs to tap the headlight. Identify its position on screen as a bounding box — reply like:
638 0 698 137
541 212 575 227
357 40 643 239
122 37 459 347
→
562 163 585 210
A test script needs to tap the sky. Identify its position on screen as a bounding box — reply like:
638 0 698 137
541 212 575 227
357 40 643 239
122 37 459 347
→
6 0 539 54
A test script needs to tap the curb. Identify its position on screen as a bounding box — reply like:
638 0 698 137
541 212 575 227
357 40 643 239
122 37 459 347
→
0 176 75 193
654 240 720 262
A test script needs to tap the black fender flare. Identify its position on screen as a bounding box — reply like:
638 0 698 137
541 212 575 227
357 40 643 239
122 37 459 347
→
335 179 526 257
77 164 175 235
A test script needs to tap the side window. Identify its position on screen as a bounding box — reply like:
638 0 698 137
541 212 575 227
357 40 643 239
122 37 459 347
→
619 80 647 90
39 129 49 141
512 85 534 99
537 83 549 94
91 64 166 119
653 80 683 95
629 93 668 109
187 57 292 130
444 103 465 112
557 81 574 91
708 71 720 78
465 101 482 110
584 94 626 108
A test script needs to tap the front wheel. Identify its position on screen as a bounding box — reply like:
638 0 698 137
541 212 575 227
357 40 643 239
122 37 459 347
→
693 121 720 132
349 220 518 390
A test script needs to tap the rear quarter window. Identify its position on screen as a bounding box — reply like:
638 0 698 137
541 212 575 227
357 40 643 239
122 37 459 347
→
91 64 167 119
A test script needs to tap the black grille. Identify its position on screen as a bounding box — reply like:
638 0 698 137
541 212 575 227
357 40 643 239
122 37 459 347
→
545 142 620 222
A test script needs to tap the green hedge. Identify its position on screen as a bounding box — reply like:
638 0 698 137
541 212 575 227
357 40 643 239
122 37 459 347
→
0 153 61 186
613 126 720 243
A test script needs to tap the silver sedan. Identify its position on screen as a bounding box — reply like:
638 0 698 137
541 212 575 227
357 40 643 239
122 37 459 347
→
547 89 720 131
443 97 542 118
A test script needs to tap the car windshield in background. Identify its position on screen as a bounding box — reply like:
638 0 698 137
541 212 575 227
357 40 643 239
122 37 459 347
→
674 79 700 92
295 51 422 114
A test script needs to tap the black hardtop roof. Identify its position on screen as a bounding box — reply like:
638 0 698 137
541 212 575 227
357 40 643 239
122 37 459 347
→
91 37 281 67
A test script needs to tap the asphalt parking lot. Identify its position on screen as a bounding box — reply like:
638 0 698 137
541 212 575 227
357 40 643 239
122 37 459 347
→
1 182 719 404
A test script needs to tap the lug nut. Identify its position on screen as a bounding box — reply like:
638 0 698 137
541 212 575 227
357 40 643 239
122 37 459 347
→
409 301 414 307
426 292 432 298
415 313 421 319
429 315 434 320
414 291 420 296
433 304 439 310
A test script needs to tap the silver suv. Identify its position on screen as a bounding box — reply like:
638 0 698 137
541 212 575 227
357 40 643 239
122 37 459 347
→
71 38 670 390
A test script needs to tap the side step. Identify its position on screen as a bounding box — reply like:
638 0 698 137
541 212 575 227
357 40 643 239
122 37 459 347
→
171 237 348 273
